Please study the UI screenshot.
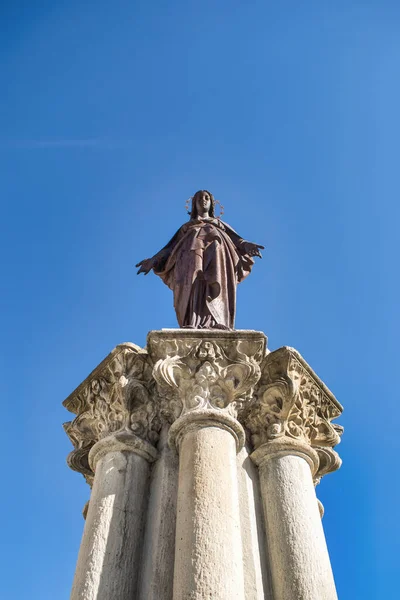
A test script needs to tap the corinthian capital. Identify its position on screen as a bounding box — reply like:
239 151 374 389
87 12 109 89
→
63 343 160 483
148 330 266 421
243 347 343 478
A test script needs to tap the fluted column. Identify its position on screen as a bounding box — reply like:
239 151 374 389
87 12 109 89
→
244 347 343 600
149 329 266 600
63 343 160 600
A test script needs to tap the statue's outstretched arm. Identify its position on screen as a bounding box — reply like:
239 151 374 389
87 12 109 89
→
136 225 185 275
240 240 265 258
222 222 265 258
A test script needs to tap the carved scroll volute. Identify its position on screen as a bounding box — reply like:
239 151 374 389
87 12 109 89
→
244 346 344 481
63 343 161 483
150 333 266 422
314 446 342 486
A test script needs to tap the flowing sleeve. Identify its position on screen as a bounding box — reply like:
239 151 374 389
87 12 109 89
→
219 221 247 251
152 224 187 272
220 220 255 282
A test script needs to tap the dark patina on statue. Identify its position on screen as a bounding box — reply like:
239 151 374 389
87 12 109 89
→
136 190 264 330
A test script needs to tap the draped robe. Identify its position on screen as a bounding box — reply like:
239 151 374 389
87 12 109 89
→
150 218 255 329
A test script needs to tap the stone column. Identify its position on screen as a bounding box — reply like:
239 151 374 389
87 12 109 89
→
244 347 343 600
149 329 266 600
63 343 160 600
137 424 179 600
70 432 156 600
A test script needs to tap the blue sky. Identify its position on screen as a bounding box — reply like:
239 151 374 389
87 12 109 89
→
1 1 399 598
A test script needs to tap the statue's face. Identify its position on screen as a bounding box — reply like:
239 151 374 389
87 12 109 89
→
195 191 211 214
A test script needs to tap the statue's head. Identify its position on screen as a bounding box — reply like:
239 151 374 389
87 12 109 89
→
190 190 216 219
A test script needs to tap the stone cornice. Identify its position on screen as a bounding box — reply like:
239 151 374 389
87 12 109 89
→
63 343 145 414
63 343 160 481
243 346 343 479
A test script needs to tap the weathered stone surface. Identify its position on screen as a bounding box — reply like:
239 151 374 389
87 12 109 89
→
63 332 343 600
237 445 273 600
173 424 245 600
70 433 154 600
138 425 179 600
149 329 266 423
243 346 343 483
63 343 160 484
148 329 267 600
257 450 338 600
244 347 343 600
64 346 161 600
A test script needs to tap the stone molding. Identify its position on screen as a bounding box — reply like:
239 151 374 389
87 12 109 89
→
251 437 320 475
243 346 343 481
63 343 161 482
148 330 266 424
89 431 158 471
168 408 246 453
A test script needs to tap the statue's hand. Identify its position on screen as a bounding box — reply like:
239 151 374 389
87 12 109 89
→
136 258 155 275
241 241 265 258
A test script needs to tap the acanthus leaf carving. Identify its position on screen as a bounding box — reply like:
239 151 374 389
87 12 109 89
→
63 343 161 481
150 333 265 422
243 347 343 481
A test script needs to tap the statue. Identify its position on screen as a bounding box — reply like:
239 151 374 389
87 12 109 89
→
136 190 264 330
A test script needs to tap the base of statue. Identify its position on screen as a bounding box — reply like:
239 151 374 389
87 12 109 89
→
63 329 342 600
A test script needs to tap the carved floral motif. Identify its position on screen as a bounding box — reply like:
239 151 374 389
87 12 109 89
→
63 335 343 487
150 333 265 421
244 347 343 455
63 343 161 482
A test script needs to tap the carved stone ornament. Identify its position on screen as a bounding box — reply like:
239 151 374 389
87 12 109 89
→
314 446 342 486
244 346 343 480
148 330 266 422
63 335 343 486
63 343 161 484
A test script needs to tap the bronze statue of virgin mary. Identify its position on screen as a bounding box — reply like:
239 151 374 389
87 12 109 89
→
136 190 264 330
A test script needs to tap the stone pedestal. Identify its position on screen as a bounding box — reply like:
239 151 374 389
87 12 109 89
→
149 329 265 600
63 332 343 600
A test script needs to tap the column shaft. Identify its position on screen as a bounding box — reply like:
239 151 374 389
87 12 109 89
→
71 443 151 600
138 425 179 600
258 452 337 600
173 424 245 600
